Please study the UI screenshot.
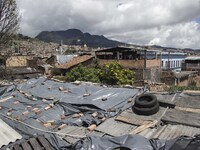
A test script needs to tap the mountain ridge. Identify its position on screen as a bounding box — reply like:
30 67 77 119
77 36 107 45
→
35 29 125 48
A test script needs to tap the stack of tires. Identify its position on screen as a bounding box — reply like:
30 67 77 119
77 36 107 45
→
133 94 159 115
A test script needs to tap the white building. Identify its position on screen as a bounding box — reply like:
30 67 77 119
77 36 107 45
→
161 52 187 71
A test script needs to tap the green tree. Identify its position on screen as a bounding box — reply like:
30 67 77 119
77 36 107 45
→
64 62 135 85
99 61 135 85
65 64 100 83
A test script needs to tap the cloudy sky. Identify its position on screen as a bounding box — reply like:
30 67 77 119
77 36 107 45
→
16 0 200 49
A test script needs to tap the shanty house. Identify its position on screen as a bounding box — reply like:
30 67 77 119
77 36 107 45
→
56 55 94 74
46 54 77 66
182 56 200 75
3 56 40 79
95 46 162 82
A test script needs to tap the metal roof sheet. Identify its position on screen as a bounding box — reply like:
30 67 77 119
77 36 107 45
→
96 118 137 136
185 56 200 60
115 107 166 126
138 127 158 139
56 55 77 64
153 124 200 140
0 119 22 148
57 125 104 144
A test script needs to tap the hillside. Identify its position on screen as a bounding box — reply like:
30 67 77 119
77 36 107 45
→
35 29 125 48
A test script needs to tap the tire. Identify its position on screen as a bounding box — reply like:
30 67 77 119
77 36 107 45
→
133 102 159 115
134 94 157 108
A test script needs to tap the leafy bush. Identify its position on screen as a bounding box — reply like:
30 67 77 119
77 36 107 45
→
64 62 135 85
98 61 135 85
65 64 100 83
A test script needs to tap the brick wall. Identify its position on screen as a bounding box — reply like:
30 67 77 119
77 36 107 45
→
6 56 27 67
98 59 160 69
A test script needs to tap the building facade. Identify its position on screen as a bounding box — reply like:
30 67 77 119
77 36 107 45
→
182 56 200 74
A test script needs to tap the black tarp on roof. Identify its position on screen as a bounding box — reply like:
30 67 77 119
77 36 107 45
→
0 77 141 141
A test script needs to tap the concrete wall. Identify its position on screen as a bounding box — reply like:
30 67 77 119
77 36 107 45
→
98 59 160 69
132 68 161 83
6 56 27 67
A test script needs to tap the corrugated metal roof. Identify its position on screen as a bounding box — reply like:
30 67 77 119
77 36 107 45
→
96 118 137 136
56 55 77 64
162 108 200 128
138 127 159 139
153 124 200 140
6 136 55 150
185 56 200 60
57 55 94 69
115 107 166 126
174 71 198 79
57 125 104 144
0 119 22 148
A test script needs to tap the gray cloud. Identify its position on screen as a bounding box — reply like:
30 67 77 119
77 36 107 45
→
16 0 200 48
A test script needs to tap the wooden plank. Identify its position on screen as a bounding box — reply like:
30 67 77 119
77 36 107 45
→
115 108 165 126
130 120 158 134
29 138 42 150
115 115 151 126
21 142 32 150
13 144 22 150
175 106 200 113
37 136 55 150
162 108 200 128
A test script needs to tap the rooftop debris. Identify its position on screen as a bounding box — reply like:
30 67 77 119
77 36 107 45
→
0 77 200 149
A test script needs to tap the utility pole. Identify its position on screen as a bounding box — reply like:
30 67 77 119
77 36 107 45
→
60 40 63 55
168 51 170 70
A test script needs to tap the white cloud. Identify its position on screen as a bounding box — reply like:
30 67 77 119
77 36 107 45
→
16 0 200 48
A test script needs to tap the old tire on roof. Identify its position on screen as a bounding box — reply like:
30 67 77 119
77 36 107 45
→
134 94 157 108
133 102 159 115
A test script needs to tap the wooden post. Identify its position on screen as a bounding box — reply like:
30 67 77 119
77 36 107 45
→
144 50 147 69
143 50 147 81
168 52 170 70
117 51 120 60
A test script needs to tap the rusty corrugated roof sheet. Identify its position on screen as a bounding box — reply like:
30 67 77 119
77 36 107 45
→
56 55 94 69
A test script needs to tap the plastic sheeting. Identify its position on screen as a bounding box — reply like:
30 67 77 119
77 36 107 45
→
0 77 141 148
71 134 200 150
17 77 139 111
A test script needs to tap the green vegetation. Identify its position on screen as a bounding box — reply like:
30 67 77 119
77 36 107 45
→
64 62 135 85
98 61 135 85
65 65 100 83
